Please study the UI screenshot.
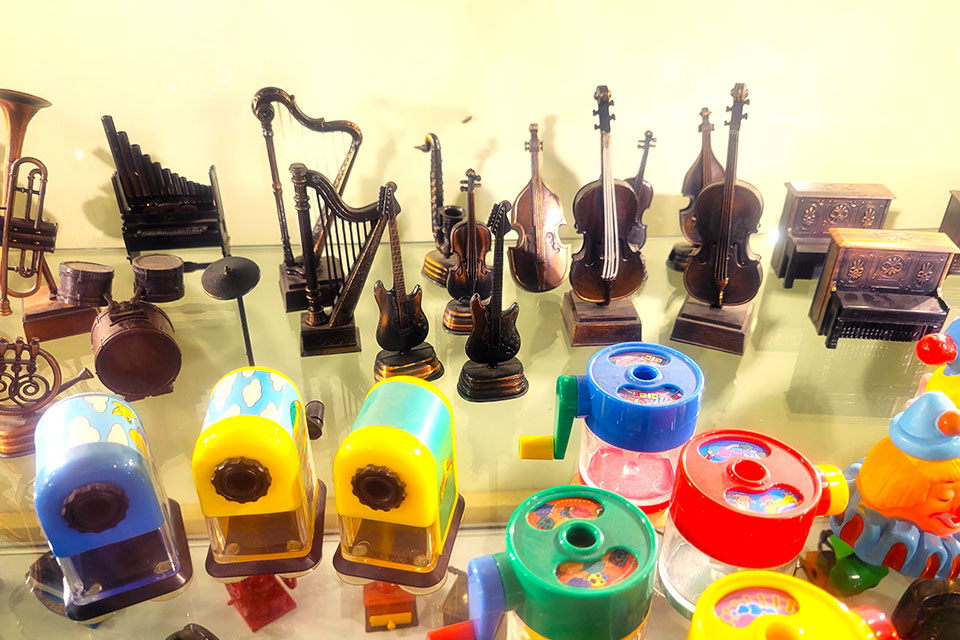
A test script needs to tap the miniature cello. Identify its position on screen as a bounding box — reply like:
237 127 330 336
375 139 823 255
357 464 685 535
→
508 124 569 292
680 108 725 247
373 182 429 352
569 86 645 304
625 130 655 248
684 83 762 307
445 169 493 302
467 201 520 365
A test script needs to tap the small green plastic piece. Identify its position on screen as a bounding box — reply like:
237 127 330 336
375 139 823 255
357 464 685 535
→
553 376 580 459
827 535 889 596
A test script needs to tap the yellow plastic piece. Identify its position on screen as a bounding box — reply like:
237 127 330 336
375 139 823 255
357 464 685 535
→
925 364 960 405
369 613 413 629
519 436 556 460
688 571 876 639
816 464 850 516
334 425 438 528
193 414 303 517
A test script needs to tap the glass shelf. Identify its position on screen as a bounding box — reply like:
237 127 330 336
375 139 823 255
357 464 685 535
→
0 233 947 637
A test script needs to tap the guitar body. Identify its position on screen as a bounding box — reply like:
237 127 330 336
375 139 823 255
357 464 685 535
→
509 179 568 292
569 178 646 303
373 281 429 352
465 294 521 365
684 179 764 306
446 220 493 302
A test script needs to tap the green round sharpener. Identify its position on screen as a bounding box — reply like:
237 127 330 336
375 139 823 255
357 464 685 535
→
467 485 657 640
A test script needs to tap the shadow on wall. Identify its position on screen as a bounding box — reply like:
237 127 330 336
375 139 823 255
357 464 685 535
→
81 148 126 239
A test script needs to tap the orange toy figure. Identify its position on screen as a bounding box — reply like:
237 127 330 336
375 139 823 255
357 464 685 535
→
829 390 960 588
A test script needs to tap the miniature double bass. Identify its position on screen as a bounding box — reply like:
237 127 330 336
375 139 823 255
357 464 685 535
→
684 84 762 307
467 202 520 365
508 124 569 292
446 169 492 302
626 130 655 248
680 108 725 248
569 86 645 304
373 182 429 352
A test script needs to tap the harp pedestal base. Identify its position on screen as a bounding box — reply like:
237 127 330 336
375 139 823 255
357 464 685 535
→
278 259 343 313
421 249 455 288
21 287 99 342
670 296 754 356
373 343 444 382
300 316 361 356
561 291 643 347
666 242 696 272
457 358 529 402
442 299 475 334
0 412 39 458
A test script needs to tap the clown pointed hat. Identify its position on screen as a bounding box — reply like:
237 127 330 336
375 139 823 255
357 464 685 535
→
890 390 960 461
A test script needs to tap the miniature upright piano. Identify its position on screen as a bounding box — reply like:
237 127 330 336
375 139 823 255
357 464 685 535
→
938 190 960 275
810 228 958 348
772 183 895 288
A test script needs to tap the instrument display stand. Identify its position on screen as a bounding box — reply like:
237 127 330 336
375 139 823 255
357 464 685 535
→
561 291 643 347
21 286 99 342
278 259 343 313
458 357 528 402
421 249 455 288
300 314 361 356
666 241 696 272
373 342 444 382
670 296 754 356
442 298 475 334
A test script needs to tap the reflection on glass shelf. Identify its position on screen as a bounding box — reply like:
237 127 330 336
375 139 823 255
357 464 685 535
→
1 235 958 551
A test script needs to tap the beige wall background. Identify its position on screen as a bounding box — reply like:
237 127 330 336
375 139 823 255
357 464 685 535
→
2 0 958 249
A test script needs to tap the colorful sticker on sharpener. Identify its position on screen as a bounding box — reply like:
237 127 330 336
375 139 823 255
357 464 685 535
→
699 439 770 462
556 548 638 589
608 351 669 366
617 386 684 404
725 487 801 514
527 498 603 530
713 587 799 628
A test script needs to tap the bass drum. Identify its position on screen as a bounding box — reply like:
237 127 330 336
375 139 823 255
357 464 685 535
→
91 301 181 400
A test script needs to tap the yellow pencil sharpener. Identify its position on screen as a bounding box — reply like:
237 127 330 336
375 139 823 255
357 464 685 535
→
332 376 464 594
192 367 325 580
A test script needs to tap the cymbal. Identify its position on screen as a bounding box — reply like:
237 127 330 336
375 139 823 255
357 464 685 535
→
201 257 261 301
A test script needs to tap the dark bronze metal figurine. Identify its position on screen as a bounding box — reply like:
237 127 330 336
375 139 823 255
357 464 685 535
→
459 201 528 402
508 123 569 293
417 133 464 288
372 182 443 381
810 229 957 348
291 163 389 356
201 256 261 368
562 86 644 347
671 84 763 356
252 87 361 312
625 129 655 249
772 183 895 288
938 190 960 275
0 337 93 457
443 169 492 334
668 108 725 271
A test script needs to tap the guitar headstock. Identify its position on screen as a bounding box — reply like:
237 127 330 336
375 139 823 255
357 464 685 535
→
525 123 543 152
725 83 750 130
486 200 513 238
698 107 714 133
637 130 656 150
460 168 481 193
378 181 398 218
593 85 615 133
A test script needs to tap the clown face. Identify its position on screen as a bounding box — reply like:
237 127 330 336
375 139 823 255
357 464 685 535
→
882 479 960 537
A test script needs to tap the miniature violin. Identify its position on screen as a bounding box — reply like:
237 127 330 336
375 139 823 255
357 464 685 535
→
466 201 520 365
679 108 725 246
373 182 429 352
626 130 655 248
684 83 762 307
508 124 569 292
569 86 645 304
446 169 493 302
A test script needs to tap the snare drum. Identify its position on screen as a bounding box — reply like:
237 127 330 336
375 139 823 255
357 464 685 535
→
57 262 114 307
91 301 181 399
132 254 185 303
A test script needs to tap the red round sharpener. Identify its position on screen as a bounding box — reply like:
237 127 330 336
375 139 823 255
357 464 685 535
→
658 429 848 619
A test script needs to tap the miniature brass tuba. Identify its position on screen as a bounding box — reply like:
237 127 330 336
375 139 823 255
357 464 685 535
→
0 89 57 315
